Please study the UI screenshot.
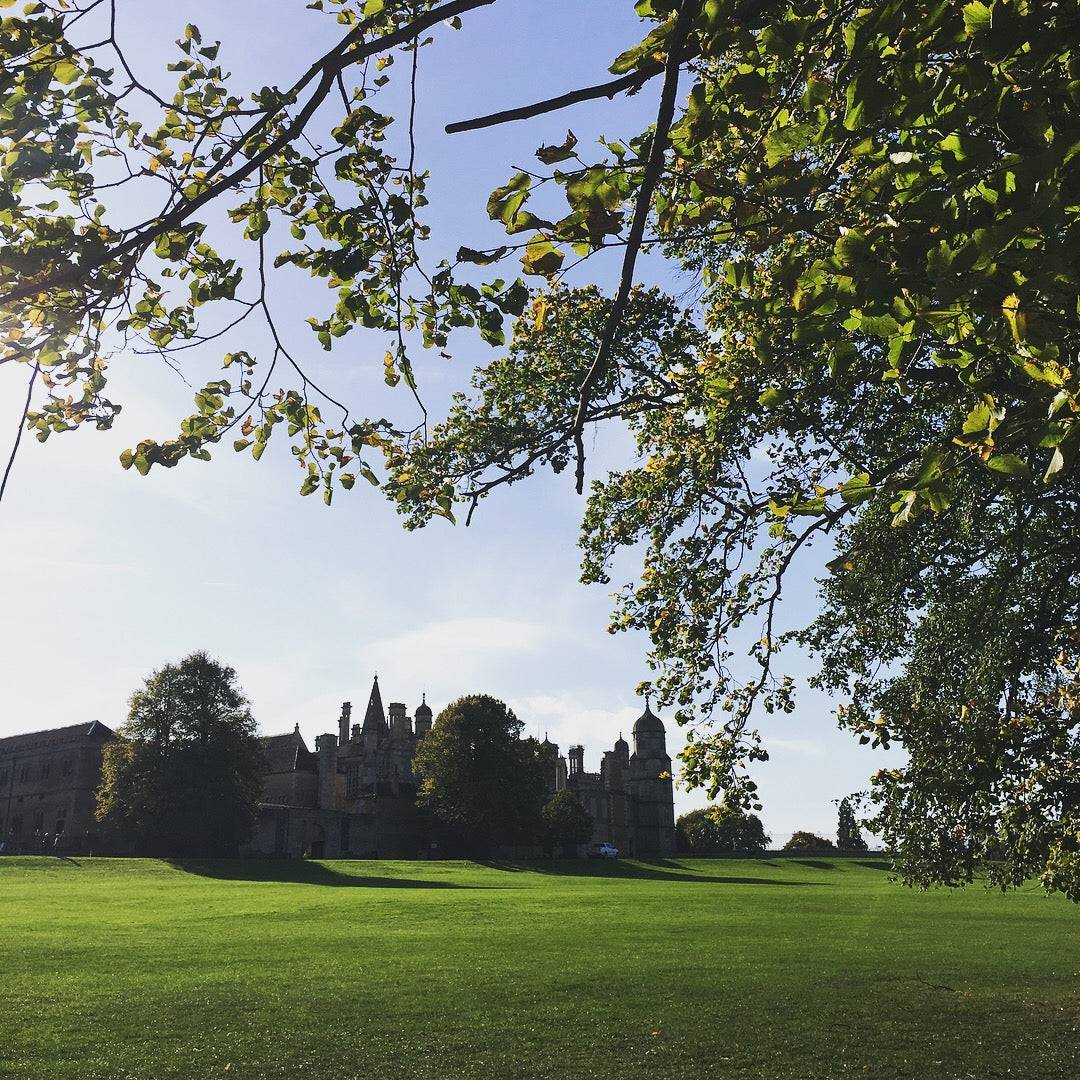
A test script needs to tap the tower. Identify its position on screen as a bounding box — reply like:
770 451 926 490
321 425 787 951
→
627 702 676 854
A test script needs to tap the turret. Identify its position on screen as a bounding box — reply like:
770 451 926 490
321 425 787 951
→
627 699 675 855
614 732 630 767
414 695 433 738
338 701 352 746
632 702 667 760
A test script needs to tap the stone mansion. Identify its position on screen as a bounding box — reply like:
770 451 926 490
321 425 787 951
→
0 677 676 858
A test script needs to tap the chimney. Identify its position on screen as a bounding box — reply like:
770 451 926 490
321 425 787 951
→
315 733 339 810
569 745 584 775
388 702 412 740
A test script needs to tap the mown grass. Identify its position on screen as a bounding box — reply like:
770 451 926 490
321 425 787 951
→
1 856 1077 1078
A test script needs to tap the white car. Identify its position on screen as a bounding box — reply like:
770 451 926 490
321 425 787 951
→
587 842 619 859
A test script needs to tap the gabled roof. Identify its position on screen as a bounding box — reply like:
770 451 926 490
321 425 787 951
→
0 721 116 754
263 726 316 774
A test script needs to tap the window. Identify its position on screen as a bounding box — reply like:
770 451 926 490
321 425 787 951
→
346 766 362 798
0 768 8 786
55 807 67 834
11 814 22 836
62 759 73 778
19 765 29 783
41 762 50 780
32 809 44 833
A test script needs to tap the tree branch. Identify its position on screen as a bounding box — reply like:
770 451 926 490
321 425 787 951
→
571 0 694 495
1 361 40 506
445 57 688 134
0 0 496 310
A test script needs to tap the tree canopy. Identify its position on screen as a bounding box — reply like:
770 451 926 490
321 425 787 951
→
6 1 1080 895
783 831 836 853
836 797 868 852
412 694 551 854
676 806 771 854
541 789 595 856
96 650 266 856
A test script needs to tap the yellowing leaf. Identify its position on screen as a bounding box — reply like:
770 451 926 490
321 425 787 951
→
1002 293 1026 342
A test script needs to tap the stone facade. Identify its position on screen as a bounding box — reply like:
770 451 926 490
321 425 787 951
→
248 680 676 859
549 702 676 857
245 676 431 859
0 721 121 855
1 680 677 859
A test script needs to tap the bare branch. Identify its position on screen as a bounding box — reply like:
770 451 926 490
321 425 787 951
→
445 60 678 135
571 0 694 494
1 361 40 506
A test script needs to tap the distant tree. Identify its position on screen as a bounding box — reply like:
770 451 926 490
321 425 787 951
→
541 790 594 856
96 651 266 856
676 807 770 854
412 695 550 855
783 831 837 853
837 798 869 852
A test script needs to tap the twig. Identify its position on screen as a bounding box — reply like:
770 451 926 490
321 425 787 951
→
1 362 41 506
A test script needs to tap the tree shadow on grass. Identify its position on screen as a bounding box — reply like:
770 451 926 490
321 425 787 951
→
481 858 823 886
853 859 893 872
782 858 894 873
165 859 471 888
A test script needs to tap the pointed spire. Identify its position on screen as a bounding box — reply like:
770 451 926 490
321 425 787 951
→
362 674 388 736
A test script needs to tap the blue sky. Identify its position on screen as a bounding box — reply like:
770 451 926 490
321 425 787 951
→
0 0 899 843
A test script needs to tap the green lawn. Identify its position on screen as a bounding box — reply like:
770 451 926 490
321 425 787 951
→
1 856 1077 1078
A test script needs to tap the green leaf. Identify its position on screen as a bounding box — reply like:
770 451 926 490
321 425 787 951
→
911 449 948 489
985 454 1032 479
839 473 876 505
53 60 81 86
962 1 993 34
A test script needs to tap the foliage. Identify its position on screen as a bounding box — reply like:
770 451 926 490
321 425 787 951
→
6 1 1080 895
783 831 837 853
0 0 524 505
676 806 770 854
95 651 265 856
541 789 594 854
836 797 868 852
393 0 1080 899
412 694 550 853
